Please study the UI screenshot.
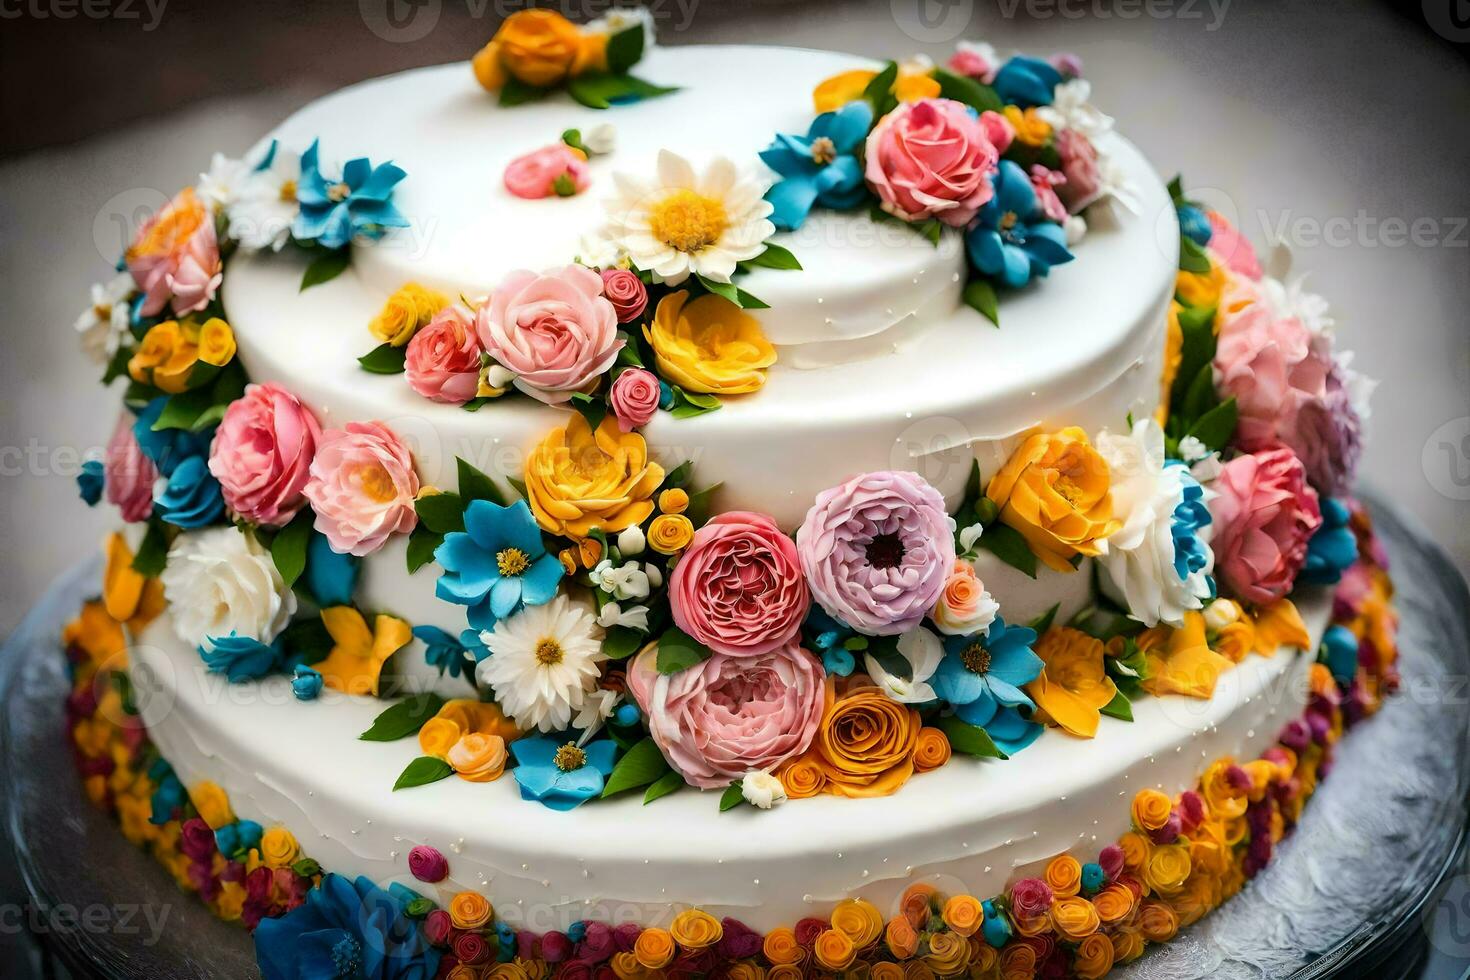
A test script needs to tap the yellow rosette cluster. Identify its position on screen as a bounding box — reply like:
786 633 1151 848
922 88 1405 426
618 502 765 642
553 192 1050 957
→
669 908 723 948
472 9 609 92
646 292 776 396
259 826 301 869
804 683 920 797
369 282 448 347
830 898 884 948
811 66 941 113
1026 627 1118 739
985 427 1120 572
524 415 665 539
129 316 236 393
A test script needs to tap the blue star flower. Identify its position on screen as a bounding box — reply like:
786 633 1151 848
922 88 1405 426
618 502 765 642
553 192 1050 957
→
1320 624 1360 688
434 499 564 631
410 625 489 680
304 531 360 607
1166 459 1214 587
293 140 409 250
199 632 282 683
760 100 874 231
153 454 225 528
254 873 440 980
509 737 618 811
1177 203 1213 247
966 160 1074 289
77 459 104 506
991 55 1063 108
803 605 857 676
1300 497 1359 586
933 616 1042 723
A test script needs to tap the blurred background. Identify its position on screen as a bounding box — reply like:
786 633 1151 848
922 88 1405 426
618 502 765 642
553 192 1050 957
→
0 0 1467 976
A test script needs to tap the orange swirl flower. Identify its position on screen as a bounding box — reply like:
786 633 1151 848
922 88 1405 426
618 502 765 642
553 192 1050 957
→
1200 758 1249 820
998 943 1037 980
871 962 906 980
669 909 722 949
941 894 983 937
809 684 921 797
449 891 492 930
884 916 919 960
922 931 970 975
830 899 883 948
1027 627 1118 739
813 929 856 971
1111 928 1147 964
776 755 828 799
1143 843 1193 896
524 414 665 540
1049 896 1101 940
899 882 938 931
473 9 584 90
1073 933 1115 980
762 927 803 966
1093 883 1136 923
1136 900 1179 943
985 427 1120 572
912 727 951 773
1131 788 1173 832
1044 854 1082 898
633 927 675 969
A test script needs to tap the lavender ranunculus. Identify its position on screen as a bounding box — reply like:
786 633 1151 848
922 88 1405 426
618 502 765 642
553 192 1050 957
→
1285 361 1363 498
796 471 956 635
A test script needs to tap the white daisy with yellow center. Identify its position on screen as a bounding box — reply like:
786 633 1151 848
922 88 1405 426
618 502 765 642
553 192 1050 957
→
598 149 774 286
476 594 607 733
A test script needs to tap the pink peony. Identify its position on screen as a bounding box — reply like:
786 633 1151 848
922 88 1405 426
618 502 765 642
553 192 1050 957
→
599 267 648 323
978 109 1014 156
405 306 482 405
797 471 956 635
947 48 996 83
626 641 826 789
104 412 157 523
609 368 660 432
1207 210 1262 280
864 98 999 227
125 187 222 317
1210 446 1323 605
208 382 322 527
669 511 810 657
1055 128 1101 214
1029 164 1069 223
475 264 622 404
503 143 590 200
302 421 419 556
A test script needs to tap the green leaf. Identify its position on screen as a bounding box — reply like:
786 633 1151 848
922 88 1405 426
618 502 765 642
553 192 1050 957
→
1028 602 1061 636
601 737 672 798
358 343 408 375
614 334 646 369
684 482 722 527
605 23 645 75
498 76 550 107
393 755 455 790
570 391 608 432
281 616 334 665
919 219 942 245
862 61 899 118
102 344 133 385
1179 362 1218 423
656 626 712 674
456 457 505 506
566 71 678 110
932 68 1003 114
643 770 685 805
405 526 444 574
1184 397 1238 453
150 387 213 431
414 492 466 534
291 857 322 878
506 475 529 501
975 521 1037 579
719 781 746 812
131 520 169 576
270 510 313 588
745 243 802 271
301 249 351 291
602 625 646 660
668 386 722 420
962 279 1000 326
1178 236 1211 274
1100 690 1134 722
663 460 695 489
937 716 1008 759
1166 175 1185 204
362 693 447 742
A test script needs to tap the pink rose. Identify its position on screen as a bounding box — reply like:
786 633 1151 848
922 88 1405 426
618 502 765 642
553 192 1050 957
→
599 268 648 323
609 368 660 432
125 187 222 317
405 306 482 405
979 109 1014 155
104 412 157 523
475 264 622 404
1214 306 1331 453
947 48 996 83
930 559 998 636
1210 446 1323 605
627 641 826 789
302 421 419 556
1029 164 1069 223
864 98 999 227
1207 210 1262 280
669 511 810 657
1055 128 1101 214
208 382 322 527
503 144 590 200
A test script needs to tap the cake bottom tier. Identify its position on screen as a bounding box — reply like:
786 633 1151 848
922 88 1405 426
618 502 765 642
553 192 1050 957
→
124 593 1330 935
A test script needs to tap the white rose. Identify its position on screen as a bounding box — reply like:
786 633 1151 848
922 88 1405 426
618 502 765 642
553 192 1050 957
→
617 524 646 557
741 770 787 810
161 527 296 650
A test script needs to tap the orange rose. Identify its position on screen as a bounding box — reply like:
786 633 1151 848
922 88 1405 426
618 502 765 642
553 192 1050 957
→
912 727 951 773
1200 758 1249 820
871 963 906 980
1111 928 1146 964
524 414 665 540
1043 854 1082 898
998 943 1037 980
767 967 803 980
884 916 919 960
762 927 803 966
899 882 937 931
1027 627 1118 739
810 685 921 797
940 895 983 937
479 10 583 89
1142 844 1192 896
985 427 1120 572
634 928 676 969
1170 873 1218 927
1092 883 1135 924
1073 934 1114 980
1136 900 1179 943
813 929 855 971
418 717 462 758
1131 788 1173 832
669 909 722 949
447 732 508 782
449 890 492 930
776 755 827 799
922 931 970 976
1119 830 1152 870
830 898 883 948
727 964 765 980
1048 896 1100 940
903 961 936 980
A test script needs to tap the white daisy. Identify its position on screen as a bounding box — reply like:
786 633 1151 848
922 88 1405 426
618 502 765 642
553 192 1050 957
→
226 145 302 252
1262 274 1335 335
476 594 607 733
74 272 135 364
599 149 774 285
198 151 253 211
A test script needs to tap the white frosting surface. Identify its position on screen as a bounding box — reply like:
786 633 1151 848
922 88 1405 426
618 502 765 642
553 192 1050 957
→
130 591 1327 933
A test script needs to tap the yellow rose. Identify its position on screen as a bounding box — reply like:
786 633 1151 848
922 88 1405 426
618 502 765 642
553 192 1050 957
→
762 927 803 966
811 67 941 113
1175 262 1227 309
1136 900 1179 943
524 414 664 540
130 319 200 394
813 929 855 971
985 427 1120 572
418 717 462 758
572 31 609 76
1111 928 1146 964
767 967 803 980
810 685 921 797
447 732 508 783
1131 788 1173 832
1215 619 1256 663
775 755 827 800
1073 933 1114 980
102 532 146 624
1043 854 1082 898
1092 883 1135 924
1048 896 1100 941
259 827 300 868
647 513 695 555
871 963 906 980
831 898 883 947
922 930 970 976
912 727 951 773
437 699 522 742
669 908 723 949
197 317 237 366
645 292 776 395
609 952 646 980
1026 627 1118 739
189 780 233 829
472 40 508 91
658 487 690 514
634 927 676 968
1170 873 1219 927
998 943 1037 980
1002 105 1052 146
1141 612 1232 699
492 9 583 88
449 890 492 930
1143 843 1192 895
940 894 983 937
370 282 448 347
1119 830 1151 871
1200 758 1249 820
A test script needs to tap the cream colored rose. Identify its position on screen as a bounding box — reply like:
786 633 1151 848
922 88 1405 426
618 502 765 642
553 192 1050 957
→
161 527 296 649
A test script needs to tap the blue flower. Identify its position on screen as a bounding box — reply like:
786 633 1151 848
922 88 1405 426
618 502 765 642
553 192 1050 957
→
1166 460 1214 586
305 531 360 607
293 140 409 250
991 55 1063 107
434 499 564 631
200 633 282 683
965 160 1074 289
411 625 477 679
963 701 1044 756
1177 203 1212 247
292 665 325 701
495 921 517 962
1301 497 1358 586
614 702 641 727
760 100 873 231
509 736 617 811
254 873 440 980
216 819 263 860
804 606 857 676
1320 624 1360 688
154 454 225 528
149 770 184 825
1080 862 1107 895
77 459 104 506
981 900 1012 947
933 616 1042 720
132 397 214 476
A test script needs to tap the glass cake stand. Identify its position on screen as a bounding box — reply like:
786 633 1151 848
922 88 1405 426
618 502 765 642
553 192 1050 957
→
1 496 1466 980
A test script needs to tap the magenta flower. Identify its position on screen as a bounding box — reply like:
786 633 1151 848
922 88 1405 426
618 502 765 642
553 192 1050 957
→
104 411 158 523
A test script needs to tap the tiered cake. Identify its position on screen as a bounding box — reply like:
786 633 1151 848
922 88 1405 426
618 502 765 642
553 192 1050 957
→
64 14 1399 980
